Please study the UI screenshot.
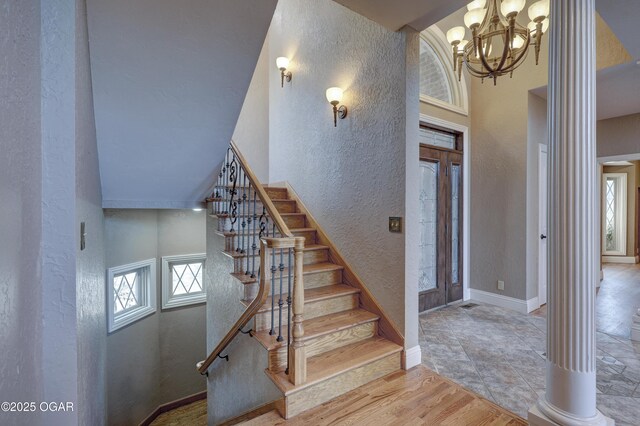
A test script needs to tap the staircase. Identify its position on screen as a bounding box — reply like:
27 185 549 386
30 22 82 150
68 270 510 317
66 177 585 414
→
203 142 404 421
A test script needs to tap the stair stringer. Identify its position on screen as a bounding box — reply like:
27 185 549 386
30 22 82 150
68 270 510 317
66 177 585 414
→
280 183 405 350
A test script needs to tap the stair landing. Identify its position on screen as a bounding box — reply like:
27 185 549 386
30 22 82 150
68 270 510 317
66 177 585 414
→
238 366 527 426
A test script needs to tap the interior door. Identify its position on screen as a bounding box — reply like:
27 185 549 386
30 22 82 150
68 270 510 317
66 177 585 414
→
419 143 463 312
538 145 548 306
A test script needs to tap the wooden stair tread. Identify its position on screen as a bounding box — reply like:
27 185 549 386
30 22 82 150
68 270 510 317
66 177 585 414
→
265 336 402 395
242 284 360 312
289 227 316 233
252 308 379 350
300 262 342 274
230 272 257 285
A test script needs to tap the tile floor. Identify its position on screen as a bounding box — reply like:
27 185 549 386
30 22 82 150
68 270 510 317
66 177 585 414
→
419 302 640 425
597 263 640 339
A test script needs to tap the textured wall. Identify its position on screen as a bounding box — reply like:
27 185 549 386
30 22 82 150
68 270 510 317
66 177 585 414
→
75 0 106 423
40 1 80 424
205 215 281 424
268 0 412 340
0 2 44 424
233 37 270 183
104 209 206 426
597 113 640 158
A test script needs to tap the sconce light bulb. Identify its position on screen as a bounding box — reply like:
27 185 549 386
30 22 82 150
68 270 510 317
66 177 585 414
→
276 56 290 71
326 87 344 104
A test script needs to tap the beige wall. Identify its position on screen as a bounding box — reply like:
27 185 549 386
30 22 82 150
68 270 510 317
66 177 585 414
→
597 113 640 158
442 10 633 303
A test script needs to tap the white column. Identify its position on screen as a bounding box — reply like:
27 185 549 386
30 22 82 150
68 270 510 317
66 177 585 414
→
632 309 640 342
528 0 614 425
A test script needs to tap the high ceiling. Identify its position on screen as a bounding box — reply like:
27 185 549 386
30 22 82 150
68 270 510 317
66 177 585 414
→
87 0 277 208
332 0 469 31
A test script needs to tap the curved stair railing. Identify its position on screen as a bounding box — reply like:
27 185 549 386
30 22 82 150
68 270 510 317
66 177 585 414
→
197 141 306 386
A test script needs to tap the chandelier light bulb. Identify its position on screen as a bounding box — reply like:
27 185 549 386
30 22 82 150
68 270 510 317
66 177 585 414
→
528 0 550 21
464 8 486 29
501 0 526 17
446 26 466 44
476 43 493 59
512 36 525 49
466 0 486 11
458 40 470 53
528 18 549 35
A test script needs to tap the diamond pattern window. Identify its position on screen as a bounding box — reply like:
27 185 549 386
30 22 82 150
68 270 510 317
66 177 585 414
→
107 259 157 333
602 173 627 256
162 254 206 309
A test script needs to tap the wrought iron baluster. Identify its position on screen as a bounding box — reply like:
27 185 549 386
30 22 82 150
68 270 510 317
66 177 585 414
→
239 171 247 254
250 190 257 278
245 182 253 275
223 148 230 214
228 153 238 233
259 207 268 239
269 248 276 336
285 247 293 374
277 249 285 342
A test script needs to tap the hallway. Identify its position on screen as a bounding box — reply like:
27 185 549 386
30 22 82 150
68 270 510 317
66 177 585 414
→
598 263 640 338
419 302 640 425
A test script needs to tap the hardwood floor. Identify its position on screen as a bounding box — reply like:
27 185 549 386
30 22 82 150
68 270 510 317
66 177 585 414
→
597 263 640 338
240 366 525 425
149 400 206 426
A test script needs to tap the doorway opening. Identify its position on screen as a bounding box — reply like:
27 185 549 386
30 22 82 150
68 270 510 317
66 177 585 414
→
418 124 464 312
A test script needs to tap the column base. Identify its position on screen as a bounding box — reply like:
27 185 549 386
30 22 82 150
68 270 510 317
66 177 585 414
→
529 397 614 426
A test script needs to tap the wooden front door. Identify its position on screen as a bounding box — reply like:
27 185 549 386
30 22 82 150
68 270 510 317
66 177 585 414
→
418 130 463 312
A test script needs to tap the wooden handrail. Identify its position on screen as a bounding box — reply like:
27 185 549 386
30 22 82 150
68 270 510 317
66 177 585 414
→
198 237 297 375
197 141 299 375
229 140 293 238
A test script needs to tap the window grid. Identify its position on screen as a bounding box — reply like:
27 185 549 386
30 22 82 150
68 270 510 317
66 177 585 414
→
162 254 206 309
107 259 157 333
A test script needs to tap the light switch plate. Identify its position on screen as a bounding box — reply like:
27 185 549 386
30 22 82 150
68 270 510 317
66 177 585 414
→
80 222 86 251
498 280 505 291
389 217 402 233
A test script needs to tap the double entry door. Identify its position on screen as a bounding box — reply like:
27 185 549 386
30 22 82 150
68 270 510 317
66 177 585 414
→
419 144 463 312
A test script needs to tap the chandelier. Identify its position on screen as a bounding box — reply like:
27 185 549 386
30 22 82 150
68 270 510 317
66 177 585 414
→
446 0 550 84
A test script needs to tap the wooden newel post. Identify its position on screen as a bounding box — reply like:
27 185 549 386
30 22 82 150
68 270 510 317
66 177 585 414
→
288 236 306 385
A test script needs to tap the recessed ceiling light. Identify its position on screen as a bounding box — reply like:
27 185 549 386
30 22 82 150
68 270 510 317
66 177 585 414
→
193 208 203 212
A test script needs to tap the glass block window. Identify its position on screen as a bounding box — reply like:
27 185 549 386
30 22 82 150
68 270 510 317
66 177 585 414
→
162 254 206 309
602 173 627 256
107 259 157 333
420 38 453 104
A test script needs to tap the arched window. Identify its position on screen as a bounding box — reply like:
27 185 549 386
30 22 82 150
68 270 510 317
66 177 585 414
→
419 26 468 116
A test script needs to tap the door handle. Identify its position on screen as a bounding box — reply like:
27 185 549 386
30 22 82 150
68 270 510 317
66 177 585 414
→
540 234 547 240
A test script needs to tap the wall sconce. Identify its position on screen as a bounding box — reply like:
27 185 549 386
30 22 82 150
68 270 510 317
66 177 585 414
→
325 87 347 127
276 57 292 87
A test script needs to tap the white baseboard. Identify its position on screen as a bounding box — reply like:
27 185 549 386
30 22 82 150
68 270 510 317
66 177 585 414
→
402 345 422 370
527 297 540 313
602 256 639 264
469 289 538 314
